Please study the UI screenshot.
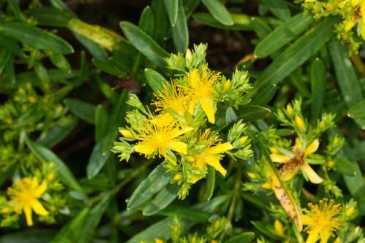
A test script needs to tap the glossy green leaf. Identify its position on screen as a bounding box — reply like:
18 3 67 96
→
0 22 73 54
348 100 365 129
87 142 111 179
25 137 83 192
329 40 363 106
39 117 77 147
127 164 171 210
310 58 326 120
95 105 109 143
120 21 169 67
144 68 168 92
139 6 155 36
64 98 96 124
28 7 72 27
0 49 12 75
48 51 71 73
202 0 234 26
236 105 272 121
171 0 189 52
52 208 90 243
164 0 179 26
251 17 337 105
193 12 252 31
142 184 179 216
202 166 215 201
254 13 313 58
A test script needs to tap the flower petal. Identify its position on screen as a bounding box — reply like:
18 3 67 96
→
24 206 33 226
210 143 233 154
304 139 319 157
270 154 290 163
169 141 188 154
134 142 156 156
200 97 216 124
35 182 47 196
207 157 227 176
302 163 323 184
31 200 48 216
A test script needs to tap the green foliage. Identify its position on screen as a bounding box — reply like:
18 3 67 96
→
0 0 365 242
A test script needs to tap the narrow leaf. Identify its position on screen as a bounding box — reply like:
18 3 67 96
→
120 21 169 67
0 22 73 54
202 0 234 26
251 17 337 105
310 58 326 120
164 0 179 26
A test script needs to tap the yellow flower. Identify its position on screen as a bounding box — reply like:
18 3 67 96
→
2 177 48 226
126 113 192 160
274 219 285 236
294 115 306 132
302 199 342 243
185 67 220 124
189 130 232 176
270 138 323 184
153 82 188 116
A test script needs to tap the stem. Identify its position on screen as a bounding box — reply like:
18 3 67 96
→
227 160 242 221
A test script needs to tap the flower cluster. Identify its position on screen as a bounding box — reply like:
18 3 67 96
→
303 0 365 53
113 44 253 198
0 163 67 227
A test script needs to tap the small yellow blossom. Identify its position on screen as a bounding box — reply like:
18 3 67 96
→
189 131 232 177
122 113 192 161
154 82 188 116
274 219 285 236
270 138 323 184
302 199 342 243
185 67 220 124
2 177 48 226
294 115 306 132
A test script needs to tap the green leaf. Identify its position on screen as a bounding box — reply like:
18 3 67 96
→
0 22 73 54
336 158 358 177
201 166 215 201
53 196 110 243
348 100 365 129
344 160 364 196
64 98 96 124
39 117 77 147
52 208 90 243
251 221 282 240
236 105 272 121
139 6 155 36
0 230 55 243
144 68 168 92
0 49 12 75
48 51 71 73
95 105 109 143
171 0 189 53
28 7 72 27
127 164 171 210
329 40 363 106
164 0 179 26
251 17 337 105
226 232 255 243
142 184 179 216
126 218 175 243
310 58 326 120
254 13 313 58
120 21 169 67
74 33 108 60
202 0 234 26
25 137 83 192
193 12 252 31
86 142 111 179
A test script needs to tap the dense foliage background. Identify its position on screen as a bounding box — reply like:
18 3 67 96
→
0 0 365 242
